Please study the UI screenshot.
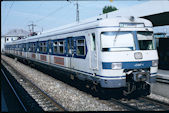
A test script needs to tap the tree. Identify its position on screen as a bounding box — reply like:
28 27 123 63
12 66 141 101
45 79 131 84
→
103 6 118 14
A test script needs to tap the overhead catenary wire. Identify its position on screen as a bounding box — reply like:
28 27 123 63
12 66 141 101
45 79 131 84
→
23 3 44 32
3 1 14 26
24 3 43 21
23 2 72 33
35 3 71 23
3 2 9 14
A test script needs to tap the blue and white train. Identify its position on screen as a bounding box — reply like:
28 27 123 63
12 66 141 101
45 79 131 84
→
4 16 158 96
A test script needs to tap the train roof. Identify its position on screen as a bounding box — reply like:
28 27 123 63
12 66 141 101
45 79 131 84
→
41 16 152 34
5 16 153 45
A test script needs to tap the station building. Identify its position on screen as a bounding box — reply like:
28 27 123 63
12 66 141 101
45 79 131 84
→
1 29 29 52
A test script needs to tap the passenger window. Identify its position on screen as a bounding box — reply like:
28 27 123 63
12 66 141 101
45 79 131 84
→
30 43 35 52
68 40 70 50
76 39 85 56
48 40 52 53
20 45 22 51
59 41 64 54
39 43 42 52
16 45 18 51
43 42 47 53
40 47 42 52
33 43 36 52
19 44 21 51
39 42 47 53
26 43 29 52
91 33 96 51
18 45 20 51
18 45 19 51
30 43 32 52
24 44 26 52
53 41 58 54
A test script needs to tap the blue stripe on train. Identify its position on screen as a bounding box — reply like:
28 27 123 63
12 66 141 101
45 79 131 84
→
102 61 152 69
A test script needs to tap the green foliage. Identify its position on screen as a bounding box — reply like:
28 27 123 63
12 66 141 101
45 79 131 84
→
103 6 118 14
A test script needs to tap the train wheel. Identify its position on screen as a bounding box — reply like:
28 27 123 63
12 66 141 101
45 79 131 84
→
91 84 99 93
91 82 100 97
70 74 74 80
90 83 108 99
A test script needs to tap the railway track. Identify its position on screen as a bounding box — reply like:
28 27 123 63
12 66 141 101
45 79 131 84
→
1 61 67 112
20 78 67 111
109 96 169 111
18 74 67 112
1 69 27 112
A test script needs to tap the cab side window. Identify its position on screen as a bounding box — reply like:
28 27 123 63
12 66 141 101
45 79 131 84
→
76 39 85 56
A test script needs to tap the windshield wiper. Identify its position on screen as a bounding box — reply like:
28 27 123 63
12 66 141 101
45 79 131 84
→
113 28 121 46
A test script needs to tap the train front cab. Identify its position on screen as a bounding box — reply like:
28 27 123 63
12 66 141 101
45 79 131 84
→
97 27 158 95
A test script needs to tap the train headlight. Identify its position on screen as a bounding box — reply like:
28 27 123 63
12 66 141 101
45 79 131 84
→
152 60 158 67
112 63 122 69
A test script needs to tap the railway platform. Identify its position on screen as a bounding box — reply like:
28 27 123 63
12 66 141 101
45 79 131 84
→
151 69 169 99
157 69 169 80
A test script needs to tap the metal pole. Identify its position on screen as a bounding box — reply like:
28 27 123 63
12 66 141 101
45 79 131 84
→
28 21 36 33
76 0 79 22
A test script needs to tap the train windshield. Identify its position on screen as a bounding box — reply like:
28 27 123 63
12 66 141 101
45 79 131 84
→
101 31 134 51
137 31 155 50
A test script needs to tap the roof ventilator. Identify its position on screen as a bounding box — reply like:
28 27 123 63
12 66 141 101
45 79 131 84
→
97 18 102 21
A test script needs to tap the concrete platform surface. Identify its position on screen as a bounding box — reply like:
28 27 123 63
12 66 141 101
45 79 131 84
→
151 69 169 98
157 69 169 80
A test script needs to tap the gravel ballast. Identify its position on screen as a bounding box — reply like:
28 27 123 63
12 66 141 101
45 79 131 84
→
1 55 124 111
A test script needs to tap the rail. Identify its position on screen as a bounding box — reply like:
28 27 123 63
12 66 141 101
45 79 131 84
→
109 96 169 111
1 69 28 112
1 60 67 112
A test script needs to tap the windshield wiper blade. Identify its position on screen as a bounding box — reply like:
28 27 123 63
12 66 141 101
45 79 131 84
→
113 28 121 46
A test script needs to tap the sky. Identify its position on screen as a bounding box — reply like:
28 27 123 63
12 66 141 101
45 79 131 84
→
1 0 149 35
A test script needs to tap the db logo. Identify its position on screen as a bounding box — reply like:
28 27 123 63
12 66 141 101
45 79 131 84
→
134 52 143 59
134 63 144 67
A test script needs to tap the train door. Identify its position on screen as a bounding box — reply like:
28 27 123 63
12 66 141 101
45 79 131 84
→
26 43 29 58
28 42 31 58
36 41 39 60
48 40 52 64
90 33 98 70
67 37 74 68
